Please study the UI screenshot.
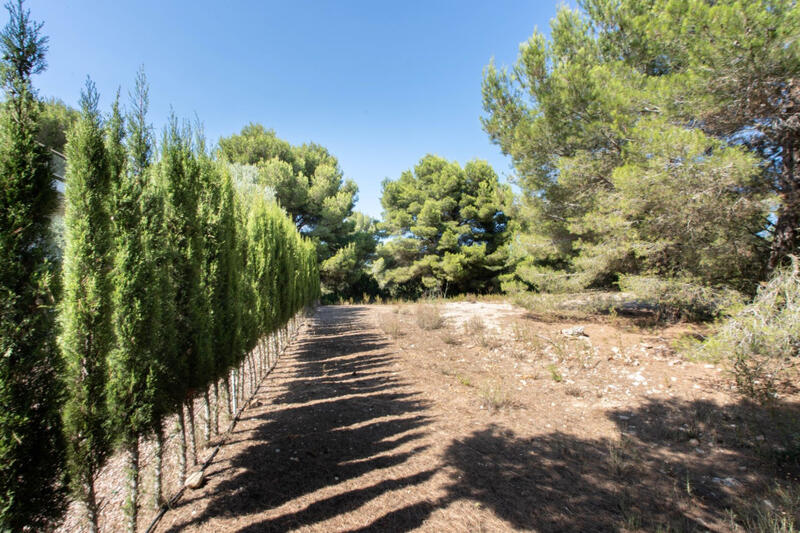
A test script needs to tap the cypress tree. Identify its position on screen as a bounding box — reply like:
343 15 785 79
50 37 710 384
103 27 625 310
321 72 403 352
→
201 163 240 435
159 115 211 468
106 69 173 532
0 1 66 529
59 78 112 533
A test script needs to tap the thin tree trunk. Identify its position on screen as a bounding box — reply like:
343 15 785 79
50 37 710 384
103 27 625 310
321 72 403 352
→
231 368 238 414
225 372 233 417
203 388 211 445
186 399 198 465
249 352 257 390
258 340 265 378
84 474 99 533
124 437 140 533
153 424 164 508
177 406 187 486
239 360 246 403
213 380 220 435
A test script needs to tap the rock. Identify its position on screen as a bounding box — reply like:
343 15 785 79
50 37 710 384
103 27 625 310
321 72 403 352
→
185 470 205 490
561 326 587 337
689 438 700 446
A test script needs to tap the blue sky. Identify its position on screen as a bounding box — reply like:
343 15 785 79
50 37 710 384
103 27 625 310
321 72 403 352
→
27 1 566 219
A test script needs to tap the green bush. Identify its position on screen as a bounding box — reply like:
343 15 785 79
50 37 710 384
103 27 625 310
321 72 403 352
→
690 260 800 404
617 275 744 322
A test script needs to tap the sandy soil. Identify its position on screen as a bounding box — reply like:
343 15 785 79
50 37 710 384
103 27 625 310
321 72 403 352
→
140 303 800 532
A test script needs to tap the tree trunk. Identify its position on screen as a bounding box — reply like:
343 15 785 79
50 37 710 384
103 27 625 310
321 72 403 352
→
153 424 164 508
231 368 238 414
186 399 198 465
83 474 99 533
203 388 211 444
177 406 187 486
213 380 220 435
249 351 257 390
124 437 139 533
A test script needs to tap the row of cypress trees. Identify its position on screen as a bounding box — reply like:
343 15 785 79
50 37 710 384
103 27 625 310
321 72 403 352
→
58 74 319 532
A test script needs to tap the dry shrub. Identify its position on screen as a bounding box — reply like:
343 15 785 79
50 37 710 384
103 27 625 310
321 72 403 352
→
689 259 800 404
379 314 404 339
464 316 486 336
416 304 445 330
730 482 800 533
479 382 511 411
440 329 460 345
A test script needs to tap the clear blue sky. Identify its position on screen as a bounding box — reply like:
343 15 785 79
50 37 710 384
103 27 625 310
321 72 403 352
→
27 1 566 219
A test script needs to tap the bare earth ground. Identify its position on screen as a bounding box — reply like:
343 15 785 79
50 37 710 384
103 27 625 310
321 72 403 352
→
129 302 800 532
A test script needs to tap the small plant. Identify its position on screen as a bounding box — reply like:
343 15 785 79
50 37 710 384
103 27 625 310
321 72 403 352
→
464 316 486 337
379 315 404 339
478 332 501 349
456 373 473 387
479 382 511 411
416 304 445 330
547 363 563 383
440 329 460 345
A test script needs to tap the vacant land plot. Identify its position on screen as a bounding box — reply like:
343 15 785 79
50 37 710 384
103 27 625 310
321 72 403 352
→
152 304 799 532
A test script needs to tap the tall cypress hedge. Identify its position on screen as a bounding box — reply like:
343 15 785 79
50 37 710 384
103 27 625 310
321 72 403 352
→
59 79 113 532
0 1 66 529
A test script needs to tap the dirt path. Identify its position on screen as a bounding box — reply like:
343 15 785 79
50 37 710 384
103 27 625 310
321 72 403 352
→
155 305 798 532
157 306 448 531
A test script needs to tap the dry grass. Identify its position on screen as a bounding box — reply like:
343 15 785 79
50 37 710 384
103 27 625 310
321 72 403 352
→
478 382 512 411
440 329 460 345
378 314 404 339
416 304 445 330
463 315 486 336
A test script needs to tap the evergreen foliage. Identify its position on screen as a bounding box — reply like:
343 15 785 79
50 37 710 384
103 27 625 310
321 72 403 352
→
482 1 777 294
219 124 376 300
159 115 211 402
59 78 113 531
0 1 66 528
375 154 512 297
37 97 79 154
105 73 175 532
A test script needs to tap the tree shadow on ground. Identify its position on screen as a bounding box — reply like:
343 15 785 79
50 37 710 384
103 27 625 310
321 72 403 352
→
361 396 800 532
164 305 800 532
163 306 433 532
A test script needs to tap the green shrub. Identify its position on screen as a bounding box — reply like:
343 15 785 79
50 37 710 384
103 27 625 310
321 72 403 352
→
617 274 744 322
690 260 800 404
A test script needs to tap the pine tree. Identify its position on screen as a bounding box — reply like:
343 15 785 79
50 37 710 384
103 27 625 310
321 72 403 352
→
59 78 113 533
0 1 66 528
